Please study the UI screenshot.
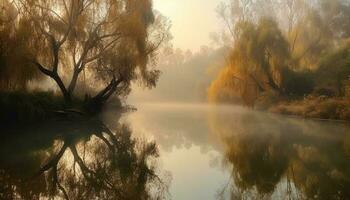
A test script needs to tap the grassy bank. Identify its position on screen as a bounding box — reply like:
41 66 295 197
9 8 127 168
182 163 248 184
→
0 91 83 128
269 96 350 121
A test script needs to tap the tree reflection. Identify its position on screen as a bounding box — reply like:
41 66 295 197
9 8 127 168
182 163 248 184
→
0 119 170 200
209 109 350 199
224 131 288 195
290 139 350 199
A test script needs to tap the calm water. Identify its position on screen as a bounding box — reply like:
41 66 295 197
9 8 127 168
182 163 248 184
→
1 103 350 199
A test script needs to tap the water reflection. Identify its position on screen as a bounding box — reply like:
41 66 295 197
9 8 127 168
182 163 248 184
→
123 104 350 200
0 119 170 200
1 104 350 200
209 108 350 199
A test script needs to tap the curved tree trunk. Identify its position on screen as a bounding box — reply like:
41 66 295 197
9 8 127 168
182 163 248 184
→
53 75 72 104
85 77 123 113
34 61 72 103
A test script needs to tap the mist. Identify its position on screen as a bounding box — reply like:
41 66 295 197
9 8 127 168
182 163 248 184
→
1 0 350 200
128 46 227 103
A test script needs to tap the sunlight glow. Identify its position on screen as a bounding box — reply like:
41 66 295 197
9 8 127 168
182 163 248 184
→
154 0 223 51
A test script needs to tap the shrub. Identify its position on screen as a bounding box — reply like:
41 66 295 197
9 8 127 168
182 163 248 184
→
282 69 315 98
269 96 350 121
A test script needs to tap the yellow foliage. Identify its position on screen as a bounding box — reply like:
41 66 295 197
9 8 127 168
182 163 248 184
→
208 67 241 104
208 18 289 106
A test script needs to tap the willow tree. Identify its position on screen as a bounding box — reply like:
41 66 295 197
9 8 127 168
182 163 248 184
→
209 0 345 106
0 0 41 91
12 0 169 106
209 18 290 106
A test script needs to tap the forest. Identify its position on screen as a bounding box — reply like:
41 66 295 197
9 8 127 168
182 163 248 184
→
208 0 350 121
2 0 350 122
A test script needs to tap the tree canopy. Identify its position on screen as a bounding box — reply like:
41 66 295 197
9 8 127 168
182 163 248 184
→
0 0 170 107
209 0 350 106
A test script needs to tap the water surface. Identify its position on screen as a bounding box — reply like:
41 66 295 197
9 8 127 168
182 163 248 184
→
1 103 350 200
121 103 350 200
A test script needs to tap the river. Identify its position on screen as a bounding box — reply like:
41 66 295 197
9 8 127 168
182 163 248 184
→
1 103 350 199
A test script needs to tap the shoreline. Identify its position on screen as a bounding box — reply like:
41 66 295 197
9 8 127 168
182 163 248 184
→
269 111 350 124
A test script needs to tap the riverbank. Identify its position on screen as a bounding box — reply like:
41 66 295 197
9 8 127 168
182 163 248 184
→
1 91 122 128
268 96 350 121
0 91 76 127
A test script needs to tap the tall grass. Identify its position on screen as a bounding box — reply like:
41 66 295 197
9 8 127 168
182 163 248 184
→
269 96 350 121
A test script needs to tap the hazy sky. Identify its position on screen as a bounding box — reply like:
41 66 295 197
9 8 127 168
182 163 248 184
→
154 0 223 52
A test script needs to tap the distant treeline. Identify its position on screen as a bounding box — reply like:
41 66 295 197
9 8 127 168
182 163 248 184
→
129 46 226 103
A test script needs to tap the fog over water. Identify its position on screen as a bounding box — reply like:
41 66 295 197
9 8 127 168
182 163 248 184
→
120 103 350 199
1 0 350 199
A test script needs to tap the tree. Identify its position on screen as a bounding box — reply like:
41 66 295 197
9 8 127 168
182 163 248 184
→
0 120 170 199
209 18 290 106
315 41 350 96
0 0 41 91
319 0 350 40
209 0 350 106
210 108 350 199
10 0 170 106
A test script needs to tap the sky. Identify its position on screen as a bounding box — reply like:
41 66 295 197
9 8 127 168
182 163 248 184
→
153 0 223 52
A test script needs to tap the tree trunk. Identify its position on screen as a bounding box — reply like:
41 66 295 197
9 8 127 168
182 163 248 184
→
261 65 283 95
85 78 123 113
68 69 79 95
34 61 72 104
53 75 72 103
